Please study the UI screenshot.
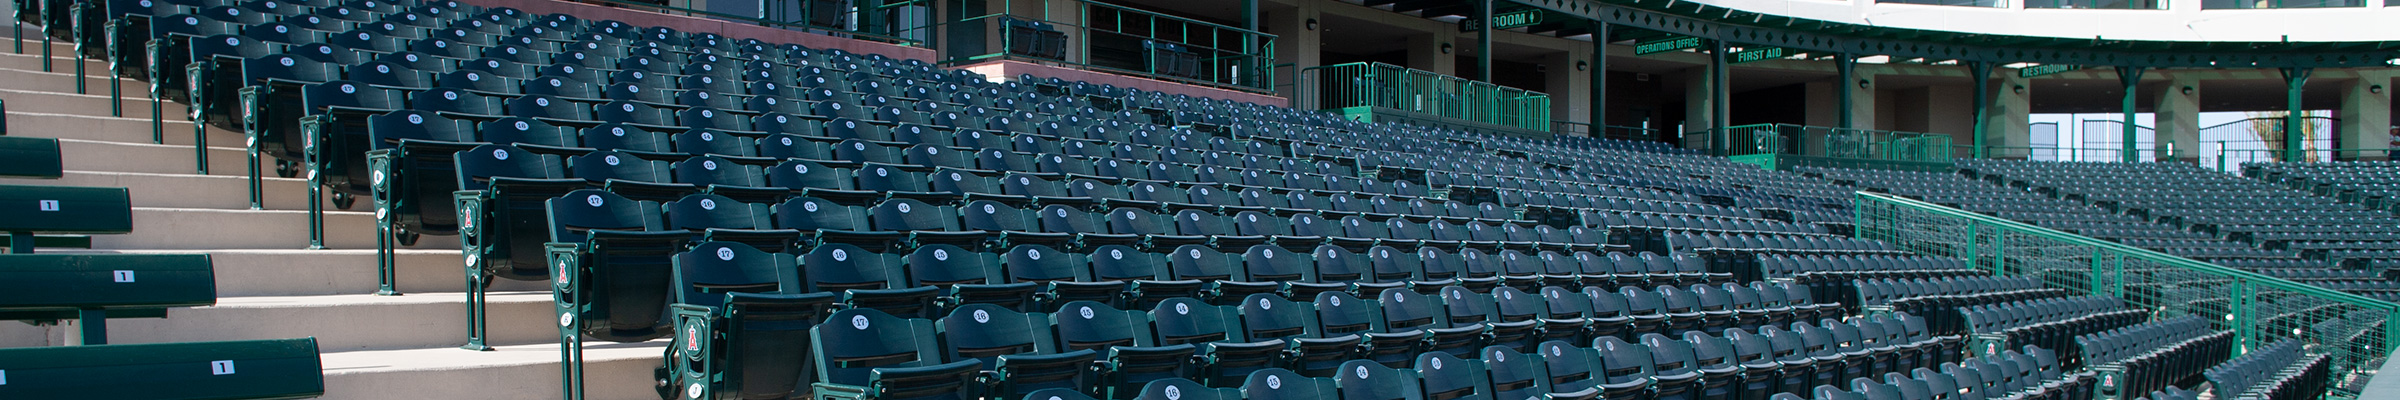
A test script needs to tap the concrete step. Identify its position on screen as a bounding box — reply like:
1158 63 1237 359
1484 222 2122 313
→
95 207 461 251
0 86 190 119
54 137 273 177
7 110 236 149
55 249 545 297
0 40 115 73
49 292 565 352
0 170 334 211
321 341 664 400
0 54 137 95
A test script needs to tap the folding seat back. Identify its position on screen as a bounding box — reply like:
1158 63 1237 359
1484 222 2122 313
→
1131 378 1238 400
1384 287 1484 359
582 124 676 157
666 241 834 400
1365 246 1424 284
1414 351 1490 400
1592 336 1658 400
934 304 1094 397
906 244 1035 311
545 189 694 342
1242 368 1338 400
1335 360 1423 400
810 308 984 400
802 243 935 318
453 144 582 285
1051 300 1195 398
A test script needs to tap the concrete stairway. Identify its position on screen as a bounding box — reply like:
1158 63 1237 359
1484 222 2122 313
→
0 39 663 400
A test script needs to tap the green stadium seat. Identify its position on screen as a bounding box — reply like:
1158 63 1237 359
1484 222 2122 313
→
935 304 1096 397
811 308 985 400
662 194 800 254
801 243 937 318
0 338 324 399
1334 359 1422 400
906 244 1037 312
0 253 213 344
0 184 131 254
1050 300 1193 399
544 189 695 397
664 241 835 400
0 137 64 179
1239 368 1338 399
1130 378 1237 400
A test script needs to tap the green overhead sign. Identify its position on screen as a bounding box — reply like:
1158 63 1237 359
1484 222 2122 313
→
1730 47 1787 64
2019 64 2081 78
1635 37 1703 55
1460 10 1544 32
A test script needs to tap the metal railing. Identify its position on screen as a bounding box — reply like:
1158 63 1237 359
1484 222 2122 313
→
2219 147 2395 170
641 0 932 46
1297 62 1551 131
927 0 1277 93
1853 191 2398 398
1551 121 1658 141
1692 123 1952 163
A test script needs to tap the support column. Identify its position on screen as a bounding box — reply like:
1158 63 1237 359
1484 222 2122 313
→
1590 22 1609 137
1837 55 1856 129
1710 39 1729 133
1990 71 2032 159
1969 61 1992 159
1477 0 1493 82
2154 73 2202 163
1543 49 1583 133
2116 66 2146 163
1265 3 1320 100
1684 67 1716 151
2339 73 2393 160
2282 67 2312 162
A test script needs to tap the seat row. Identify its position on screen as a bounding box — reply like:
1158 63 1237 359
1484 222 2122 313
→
665 272 1952 400
1782 345 2089 400
2074 316 2236 399
2204 340 2333 400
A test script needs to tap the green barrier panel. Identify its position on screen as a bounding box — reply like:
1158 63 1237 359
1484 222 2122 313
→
1300 62 1551 132
1853 191 2399 399
1695 124 1953 167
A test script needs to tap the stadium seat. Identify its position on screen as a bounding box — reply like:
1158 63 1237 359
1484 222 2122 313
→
664 241 835 400
810 308 985 400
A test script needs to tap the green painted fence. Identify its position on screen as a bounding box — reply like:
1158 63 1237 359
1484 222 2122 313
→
1853 191 2398 399
1299 62 1551 131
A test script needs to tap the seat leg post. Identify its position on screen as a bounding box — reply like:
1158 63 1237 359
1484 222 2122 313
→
304 118 324 249
111 61 123 117
12 19 20 54
39 26 49 72
374 184 400 296
71 38 83 94
554 246 586 400
151 84 162 144
461 271 490 351
247 130 262 210
193 109 208 175
71 308 106 345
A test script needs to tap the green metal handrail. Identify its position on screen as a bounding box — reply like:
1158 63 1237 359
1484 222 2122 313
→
925 0 1277 93
632 0 930 46
1698 123 1952 163
1298 62 1551 131
1854 191 2399 398
1551 120 1658 141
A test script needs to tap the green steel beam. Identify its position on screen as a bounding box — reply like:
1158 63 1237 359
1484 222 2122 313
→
2117 66 2145 163
1837 54 1855 130
1591 20 1609 136
1970 61 1991 159
1479 0 1496 82
2281 67 2312 162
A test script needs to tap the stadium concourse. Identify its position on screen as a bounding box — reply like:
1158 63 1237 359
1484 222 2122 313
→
0 0 2392 398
